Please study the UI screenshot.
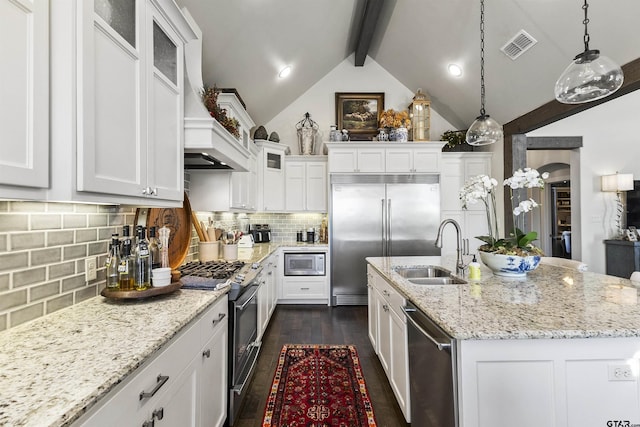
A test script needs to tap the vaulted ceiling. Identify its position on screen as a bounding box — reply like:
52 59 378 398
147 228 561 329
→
176 0 640 131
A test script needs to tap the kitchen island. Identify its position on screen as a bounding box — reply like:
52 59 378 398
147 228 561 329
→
367 255 640 427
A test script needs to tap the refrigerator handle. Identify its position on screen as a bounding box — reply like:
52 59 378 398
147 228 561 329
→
381 198 386 256
387 198 392 256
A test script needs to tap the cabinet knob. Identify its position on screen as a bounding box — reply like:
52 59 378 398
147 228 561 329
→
151 187 158 196
383 304 389 312
142 188 149 195
202 349 211 358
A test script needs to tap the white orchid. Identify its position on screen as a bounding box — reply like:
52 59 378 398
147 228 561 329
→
460 167 547 255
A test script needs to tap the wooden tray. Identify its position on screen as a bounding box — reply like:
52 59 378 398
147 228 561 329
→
134 192 193 270
101 281 182 300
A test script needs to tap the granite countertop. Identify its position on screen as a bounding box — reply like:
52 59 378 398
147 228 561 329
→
0 287 228 427
367 255 640 340
0 243 290 426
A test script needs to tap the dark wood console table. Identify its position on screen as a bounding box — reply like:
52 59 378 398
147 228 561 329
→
604 239 640 278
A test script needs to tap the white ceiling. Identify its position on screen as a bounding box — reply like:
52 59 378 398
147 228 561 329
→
176 0 640 130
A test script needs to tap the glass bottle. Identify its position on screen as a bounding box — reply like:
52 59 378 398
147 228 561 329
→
148 226 161 270
134 226 151 290
121 225 130 253
105 234 120 290
118 237 134 291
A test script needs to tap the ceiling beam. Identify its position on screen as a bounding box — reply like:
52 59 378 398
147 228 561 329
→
354 0 385 66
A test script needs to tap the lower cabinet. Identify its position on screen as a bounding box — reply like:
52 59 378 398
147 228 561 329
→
367 266 410 422
257 252 279 340
74 296 228 427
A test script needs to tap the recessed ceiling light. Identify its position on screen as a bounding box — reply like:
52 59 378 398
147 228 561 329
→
278 66 292 79
447 63 463 77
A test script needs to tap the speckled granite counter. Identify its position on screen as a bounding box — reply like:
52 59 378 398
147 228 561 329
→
367 255 640 340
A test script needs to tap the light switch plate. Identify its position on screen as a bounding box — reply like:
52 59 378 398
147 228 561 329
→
85 257 97 281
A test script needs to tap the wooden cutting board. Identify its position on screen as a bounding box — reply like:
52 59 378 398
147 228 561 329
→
134 192 192 270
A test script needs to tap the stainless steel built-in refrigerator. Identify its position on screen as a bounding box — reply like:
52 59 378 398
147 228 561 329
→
330 174 441 305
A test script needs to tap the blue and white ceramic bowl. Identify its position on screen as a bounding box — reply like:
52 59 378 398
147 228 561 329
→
479 251 541 277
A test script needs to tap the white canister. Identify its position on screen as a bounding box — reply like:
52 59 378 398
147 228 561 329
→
223 244 238 261
199 241 219 262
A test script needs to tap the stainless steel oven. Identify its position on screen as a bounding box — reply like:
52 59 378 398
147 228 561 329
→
228 282 261 426
283 252 326 276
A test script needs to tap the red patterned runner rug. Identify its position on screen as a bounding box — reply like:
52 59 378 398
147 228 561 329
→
262 344 377 427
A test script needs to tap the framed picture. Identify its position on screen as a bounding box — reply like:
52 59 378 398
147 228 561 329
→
335 92 384 141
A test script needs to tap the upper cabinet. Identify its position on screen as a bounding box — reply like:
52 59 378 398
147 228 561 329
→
255 140 287 212
0 0 49 199
19 0 195 206
285 157 327 212
326 142 444 174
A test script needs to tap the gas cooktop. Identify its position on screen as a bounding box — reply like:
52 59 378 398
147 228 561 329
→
178 260 245 279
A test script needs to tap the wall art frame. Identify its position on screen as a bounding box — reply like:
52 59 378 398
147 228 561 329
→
335 92 385 141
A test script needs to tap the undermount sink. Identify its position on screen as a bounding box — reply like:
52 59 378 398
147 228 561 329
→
393 265 467 285
407 277 467 285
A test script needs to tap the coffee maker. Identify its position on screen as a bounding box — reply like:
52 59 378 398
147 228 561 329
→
250 224 271 243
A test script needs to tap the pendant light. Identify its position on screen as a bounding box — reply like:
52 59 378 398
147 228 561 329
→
554 0 623 104
466 0 503 146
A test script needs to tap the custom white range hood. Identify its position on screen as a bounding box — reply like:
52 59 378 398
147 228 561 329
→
182 9 251 172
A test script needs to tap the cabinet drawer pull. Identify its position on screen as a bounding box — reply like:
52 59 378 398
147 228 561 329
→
203 349 211 358
300 287 310 290
139 374 169 401
212 312 226 326
153 408 164 420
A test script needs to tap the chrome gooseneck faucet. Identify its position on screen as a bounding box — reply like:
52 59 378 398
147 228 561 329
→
435 219 466 275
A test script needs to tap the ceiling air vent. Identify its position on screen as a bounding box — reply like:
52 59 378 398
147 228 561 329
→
500 30 537 60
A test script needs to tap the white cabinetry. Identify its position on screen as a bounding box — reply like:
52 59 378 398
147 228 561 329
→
326 142 444 174
257 252 279 340
328 146 385 173
285 157 327 212
367 266 410 422
279 248 329 304
0 0 49 199
190 148 258 212
385 147 440 173
48 0 194 206
75 296 228 427
458 337 640 427
256 140 287 211
440 152 493 256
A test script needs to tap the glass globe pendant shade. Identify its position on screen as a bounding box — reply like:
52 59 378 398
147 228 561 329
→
554 49 624 104
466 115 503 146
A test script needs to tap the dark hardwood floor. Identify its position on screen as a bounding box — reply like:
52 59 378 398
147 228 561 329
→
233 305 409 427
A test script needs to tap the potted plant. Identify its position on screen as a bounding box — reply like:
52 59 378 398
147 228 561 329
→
201 85 240 138
460 168 549 277
440 130 472 151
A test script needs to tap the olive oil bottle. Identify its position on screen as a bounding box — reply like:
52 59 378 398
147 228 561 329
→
134 226 151 290
118 226 134 291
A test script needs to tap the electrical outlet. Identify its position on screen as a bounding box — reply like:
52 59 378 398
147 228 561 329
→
85 257 97 281
608 364 635 381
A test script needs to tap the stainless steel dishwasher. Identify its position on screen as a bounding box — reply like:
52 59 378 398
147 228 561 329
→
402 302 458 427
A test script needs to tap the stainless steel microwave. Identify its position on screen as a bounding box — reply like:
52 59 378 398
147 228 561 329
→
283 252 326 276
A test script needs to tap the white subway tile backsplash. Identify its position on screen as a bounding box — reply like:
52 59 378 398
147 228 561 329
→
49 262 75 280
76 229 97 243
0 315 5 330
0 289 27 311
0 275 8 291
63 245 87 261
88 215 108 227
31 248 62 266
62 275 86 293
75 285 98 303
62 215 86 229
10 201 46 212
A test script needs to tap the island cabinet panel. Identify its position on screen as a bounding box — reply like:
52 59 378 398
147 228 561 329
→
457 337 640 427
367 265 410 422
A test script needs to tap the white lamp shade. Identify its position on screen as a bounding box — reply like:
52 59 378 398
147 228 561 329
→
601 173 634 192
